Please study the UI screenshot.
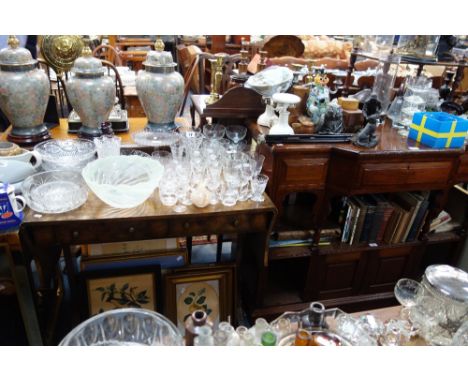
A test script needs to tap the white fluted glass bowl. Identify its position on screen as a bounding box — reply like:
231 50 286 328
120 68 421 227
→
82 155 163 208
59 308 183 346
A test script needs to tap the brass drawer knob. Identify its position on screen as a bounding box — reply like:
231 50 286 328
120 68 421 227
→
233 219 240 227
129 227 135 233
72 231 79 238
184 222 190 229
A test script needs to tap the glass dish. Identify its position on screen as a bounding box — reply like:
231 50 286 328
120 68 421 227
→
270 303 376 346
59 308 183 346
34 139 96 171
22 170 88 214
82 156 164 208
132 131 179 147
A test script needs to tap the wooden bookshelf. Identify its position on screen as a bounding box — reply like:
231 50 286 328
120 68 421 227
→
248 118 468 317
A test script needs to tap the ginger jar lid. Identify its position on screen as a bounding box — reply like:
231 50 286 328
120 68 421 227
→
0 35 37 69
70 45 104 76
142 39 177 71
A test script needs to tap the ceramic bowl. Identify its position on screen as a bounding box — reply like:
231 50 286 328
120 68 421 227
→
0 159 37 184
22 170 88 214
82 155 164 208
34 139 96 171
0 148 42 169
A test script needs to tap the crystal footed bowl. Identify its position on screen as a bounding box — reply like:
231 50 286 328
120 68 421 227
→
22 170 88 214
34 139 96 171
82 155 164 208
132 131 180 147
59 308 184 346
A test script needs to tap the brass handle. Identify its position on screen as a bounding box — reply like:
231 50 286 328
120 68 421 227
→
72 231 79 238
129 227 135 233
233 219 240 227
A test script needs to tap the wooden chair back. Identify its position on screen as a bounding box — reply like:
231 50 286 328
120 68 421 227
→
93 44 122 66
101 60 126 109
37 58 72 117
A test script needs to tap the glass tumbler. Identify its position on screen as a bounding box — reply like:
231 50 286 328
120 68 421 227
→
94 136 121 158
250 174 269 202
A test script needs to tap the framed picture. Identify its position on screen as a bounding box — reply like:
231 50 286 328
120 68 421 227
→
164 264 235 331
80 264 161 317
80 249 188 272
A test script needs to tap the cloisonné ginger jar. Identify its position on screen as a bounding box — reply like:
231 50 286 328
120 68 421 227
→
66 44 115 138
0 35 50 145
136 42 184 131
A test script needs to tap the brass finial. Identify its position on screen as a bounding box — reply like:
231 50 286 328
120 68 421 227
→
8 35 19 49
81 37 92 57
154 37 165 52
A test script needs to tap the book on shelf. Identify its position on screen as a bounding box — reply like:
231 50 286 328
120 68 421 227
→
336 191 432 246
430 210 452 232
358 195 377 243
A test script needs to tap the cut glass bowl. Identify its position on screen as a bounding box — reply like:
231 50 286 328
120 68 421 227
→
82 155 164 208
22 170 88 214
34 139 96 171
132 131 180 147
59 308 183 346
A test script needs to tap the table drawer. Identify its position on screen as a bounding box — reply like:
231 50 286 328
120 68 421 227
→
456 153 468 182
33 213 271 246
359 160 453 188
278 156 328 187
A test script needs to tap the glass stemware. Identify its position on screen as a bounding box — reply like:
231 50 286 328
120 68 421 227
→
394 278 424 308
250 174 269 202
94 135 121 158
249 152 265 177
173 162 191 213
202 123 225 140
226 125 247 146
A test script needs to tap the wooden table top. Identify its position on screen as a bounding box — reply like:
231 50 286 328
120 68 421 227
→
251 119 466 157
22 188 277 226
1 118 191 146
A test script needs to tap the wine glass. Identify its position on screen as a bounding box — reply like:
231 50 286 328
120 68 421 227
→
250 174 269 202
226 125 247 146
395 278 424 327
249 152 265 177
394 278 424 308
173 163 191 213
202 123 225 140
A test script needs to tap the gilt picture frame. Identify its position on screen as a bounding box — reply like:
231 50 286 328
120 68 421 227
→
80 264 161 317
164 264 235 331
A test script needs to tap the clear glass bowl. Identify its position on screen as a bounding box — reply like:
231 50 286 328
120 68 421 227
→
22 170 88 214
82 155 164 208
132 131 180 147
34 139 96 171
59 308 184 346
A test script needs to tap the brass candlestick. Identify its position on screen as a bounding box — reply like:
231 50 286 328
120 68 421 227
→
305 60 314 85
238 49 249 75
205 58 219 105
257 50 267 72
214 55 224 96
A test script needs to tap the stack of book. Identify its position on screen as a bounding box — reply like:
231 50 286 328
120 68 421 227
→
339 192 431 245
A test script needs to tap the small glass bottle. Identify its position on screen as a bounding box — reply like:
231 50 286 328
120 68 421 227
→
184 310 213 346
218 321 239 346
237 327 256 346
261 331 277 346
273 317 292 339
213 329 229 346
194 325 214 346
294 329 312 346
251 317 270 345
